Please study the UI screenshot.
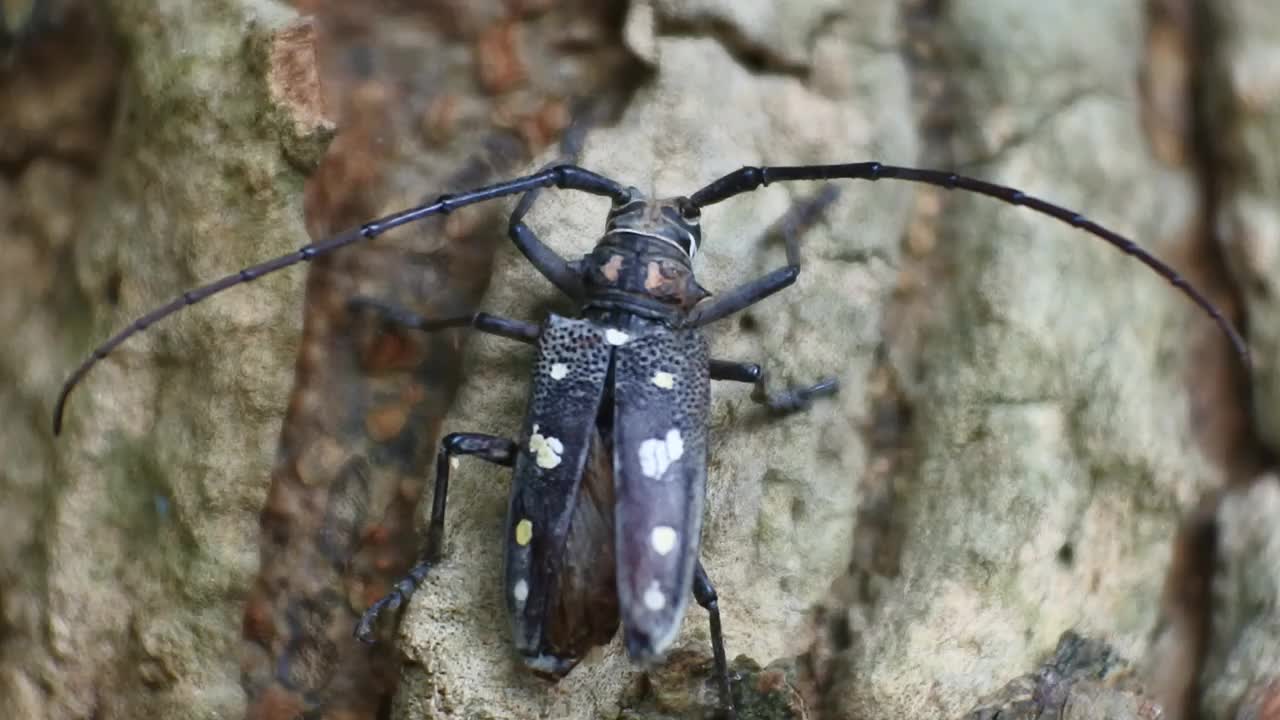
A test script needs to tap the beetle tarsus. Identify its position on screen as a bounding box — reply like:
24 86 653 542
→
346 296 427 330
356 557 441 643
710 360 839 415
347 297 541 344
756 375 840 414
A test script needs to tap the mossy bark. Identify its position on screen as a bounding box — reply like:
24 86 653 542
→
3 1 1276 719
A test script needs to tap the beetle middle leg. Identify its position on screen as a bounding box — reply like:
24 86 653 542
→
693 561 738 720
347 296 541 344
710 359 838 414
355 432 517 643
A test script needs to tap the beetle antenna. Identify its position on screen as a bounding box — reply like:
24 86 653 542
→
52 165 629 435
689 162 1249 365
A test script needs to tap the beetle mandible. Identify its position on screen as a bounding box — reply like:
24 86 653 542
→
52 161 1249 719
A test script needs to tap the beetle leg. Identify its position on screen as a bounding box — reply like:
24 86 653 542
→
505 111 597 300
684 187 837 329
508 160 587 300
709 359 837 414
347 296 540 344
693 561 738 720
508 211 585 300
684 266 798 328
354 432 517 644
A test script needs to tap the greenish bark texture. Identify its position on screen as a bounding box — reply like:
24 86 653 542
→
1 1 1276 719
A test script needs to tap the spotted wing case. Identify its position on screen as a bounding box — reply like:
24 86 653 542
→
503 314 614 671
612 325 710 661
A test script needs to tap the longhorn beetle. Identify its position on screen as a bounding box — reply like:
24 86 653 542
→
53 161 1248 719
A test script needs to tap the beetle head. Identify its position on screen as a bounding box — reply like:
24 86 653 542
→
581 188 710 313
602 188 702 259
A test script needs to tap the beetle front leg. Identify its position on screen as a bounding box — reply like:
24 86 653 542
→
693 561 738 720
503 109 597 300
507 184 586 300
354 432 517 644
684 186 838 329
710 359 838 414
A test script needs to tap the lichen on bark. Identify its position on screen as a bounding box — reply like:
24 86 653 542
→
5 1 1277 719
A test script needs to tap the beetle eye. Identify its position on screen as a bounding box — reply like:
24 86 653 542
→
679 201 700 221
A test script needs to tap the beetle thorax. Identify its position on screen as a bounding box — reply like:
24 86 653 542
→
580 191 709 319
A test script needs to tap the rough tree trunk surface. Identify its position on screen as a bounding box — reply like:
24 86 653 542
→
1 1 1277 720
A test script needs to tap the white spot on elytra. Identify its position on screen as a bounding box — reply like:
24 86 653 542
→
652 371 675 389
513 579 529 603
450 457 459 470
605 329 630 345
637 429 685 479
515 518 533 546
549 362 569 380
650 526 678 556
643 581 666 611
529 424 563 469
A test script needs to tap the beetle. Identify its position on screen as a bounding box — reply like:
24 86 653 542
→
53 161 1248 719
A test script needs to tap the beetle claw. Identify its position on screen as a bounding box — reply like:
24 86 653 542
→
354 590 405 644
756 374 840 414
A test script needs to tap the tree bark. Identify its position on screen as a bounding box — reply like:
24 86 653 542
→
3 1 1276 719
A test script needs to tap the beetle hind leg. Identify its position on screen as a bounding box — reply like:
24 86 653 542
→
693 561 738 720
354 432 516 644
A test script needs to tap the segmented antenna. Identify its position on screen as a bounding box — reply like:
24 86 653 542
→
52 165 628 435
690 162 1249 364
57 160 1249 436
